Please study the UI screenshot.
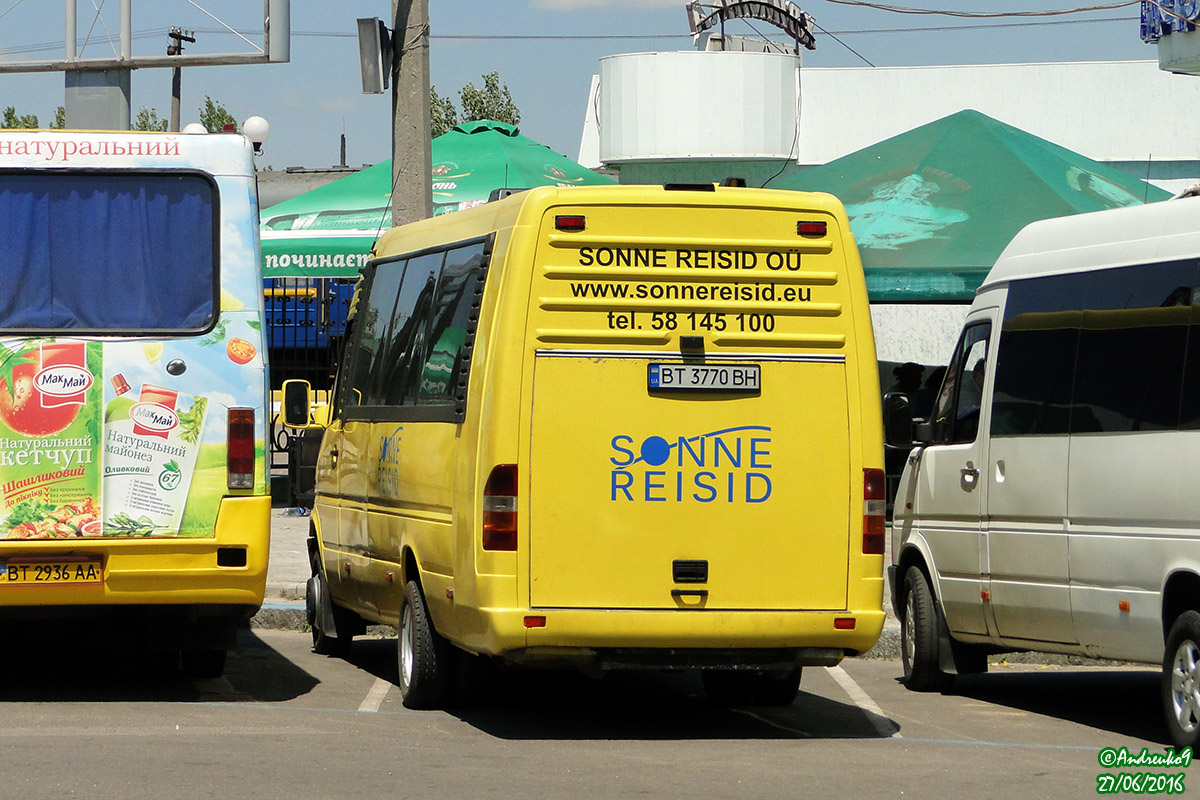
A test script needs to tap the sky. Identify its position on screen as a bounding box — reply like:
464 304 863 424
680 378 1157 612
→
0 1 1162 171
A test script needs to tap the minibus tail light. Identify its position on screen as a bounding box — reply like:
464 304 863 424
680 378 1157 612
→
227 408 255 490
483 464 518 551
863 468 886 554
797 221 827 236
555 215 586 232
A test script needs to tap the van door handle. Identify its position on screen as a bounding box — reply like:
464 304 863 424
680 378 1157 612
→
960 463 979 485
329 447 338 469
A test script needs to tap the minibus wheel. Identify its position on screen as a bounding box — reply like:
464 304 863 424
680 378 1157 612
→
307 570 351 657
901 566 947 692
702 670 756 706
182 648 226 679
398 579 453 709
752 667 802 706
1162 610 1200 748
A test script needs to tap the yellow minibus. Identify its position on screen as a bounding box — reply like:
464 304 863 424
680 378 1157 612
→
285 182 884 708
0 130 271 677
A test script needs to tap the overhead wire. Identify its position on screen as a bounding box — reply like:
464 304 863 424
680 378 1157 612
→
819 0 1141 16
0 14 1143 59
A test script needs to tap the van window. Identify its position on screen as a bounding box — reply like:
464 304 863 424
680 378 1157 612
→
416 242 487 411
1070 261 1193 433
931 322 990 444
341 237 489 422
340 263 405 411
374 252 438 406
0 172 215 333
992 261 1199 436
991 275 1079 436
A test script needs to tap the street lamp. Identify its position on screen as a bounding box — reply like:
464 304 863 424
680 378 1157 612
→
242 116 270 155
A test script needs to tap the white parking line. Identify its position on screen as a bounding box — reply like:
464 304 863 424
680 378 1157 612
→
357 677 391 713
826 665 902 738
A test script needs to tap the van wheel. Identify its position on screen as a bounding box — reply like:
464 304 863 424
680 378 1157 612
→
702 670 756 706
182 648 227 679
951 641 989 675
398 579 453 709
901 566 948 692
1163 610 1200 748
753 667 802 706
306 570 351 657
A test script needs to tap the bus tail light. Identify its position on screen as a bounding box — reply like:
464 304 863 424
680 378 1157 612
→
483 464 517 551
227 408 255 490
863 468 886 554
555 215 585 232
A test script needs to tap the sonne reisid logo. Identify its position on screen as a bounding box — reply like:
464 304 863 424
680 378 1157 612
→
608 426 772 503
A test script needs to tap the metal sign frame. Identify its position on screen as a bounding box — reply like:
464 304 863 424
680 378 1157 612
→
0 0 289 74
686 0 816 51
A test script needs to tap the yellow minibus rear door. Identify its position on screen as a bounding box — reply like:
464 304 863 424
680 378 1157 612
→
523 189 865 612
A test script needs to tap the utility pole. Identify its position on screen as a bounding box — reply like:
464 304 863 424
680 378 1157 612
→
390 0 432 225
167 27 196 132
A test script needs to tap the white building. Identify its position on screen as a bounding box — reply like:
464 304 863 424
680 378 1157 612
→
579 57 1200 367
580 58 1200 195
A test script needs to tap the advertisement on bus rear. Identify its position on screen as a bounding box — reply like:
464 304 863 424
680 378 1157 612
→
0 307 265 540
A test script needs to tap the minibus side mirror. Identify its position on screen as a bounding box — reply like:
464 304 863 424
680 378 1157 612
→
281 379 314 428
882 392 914 447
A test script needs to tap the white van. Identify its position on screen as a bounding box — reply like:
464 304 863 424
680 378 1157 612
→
886 195 1200 748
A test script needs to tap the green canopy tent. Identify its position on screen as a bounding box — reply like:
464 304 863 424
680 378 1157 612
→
429 119 615 215
776 109 1171 302
260 160 394 280
259 120 615 280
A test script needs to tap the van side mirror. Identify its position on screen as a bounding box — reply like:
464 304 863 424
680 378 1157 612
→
882 392 914 447
282 379 313 428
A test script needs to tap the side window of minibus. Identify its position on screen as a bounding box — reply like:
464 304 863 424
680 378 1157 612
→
930 322 991 445
375 251 442 406
416 242 488 408
339 262 404 415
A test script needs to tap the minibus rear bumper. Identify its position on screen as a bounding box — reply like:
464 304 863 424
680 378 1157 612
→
457 606 886 668
0 495 270 609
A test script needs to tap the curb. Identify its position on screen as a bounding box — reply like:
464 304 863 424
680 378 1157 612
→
252 598 306 631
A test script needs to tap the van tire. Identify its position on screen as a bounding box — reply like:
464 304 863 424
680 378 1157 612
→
1163 610 1200 748
307 570 352 657
181 648 227 679
702 670 756 706
753 667 802 706
398 579 453 709
901 566 948 692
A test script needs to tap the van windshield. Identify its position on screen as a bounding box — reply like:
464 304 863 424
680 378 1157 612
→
0 172 216 334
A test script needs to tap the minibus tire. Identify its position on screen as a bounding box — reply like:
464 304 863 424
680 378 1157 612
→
1162 610 1200 748
398 579 453 709
752 667 802 706
702 670 756 706
307 571 351 657
182 648 227 679
901 566 946 692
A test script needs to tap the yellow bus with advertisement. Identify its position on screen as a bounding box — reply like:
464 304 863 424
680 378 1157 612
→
285 182 885 708
0 130 271 677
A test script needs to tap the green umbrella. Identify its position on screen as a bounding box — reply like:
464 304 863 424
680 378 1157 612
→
430 119 614 215
776 110 1171 302
259 121 613 278
260 161 393 279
